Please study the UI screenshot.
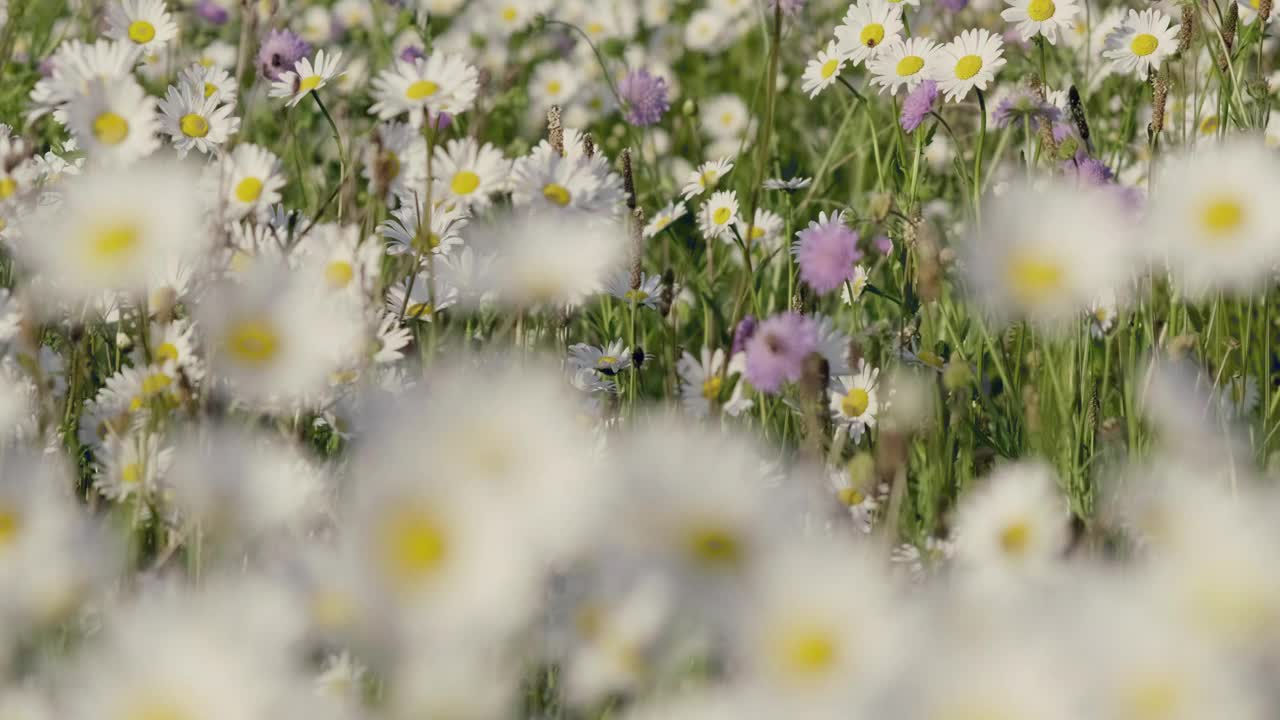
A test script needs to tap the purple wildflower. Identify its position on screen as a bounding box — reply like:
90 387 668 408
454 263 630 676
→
257 29 310 82
900 80 939 133
194 0 229 25
400 45 426 63
792 212 863 295
873 235 893 255
992 88 1061 129
732 316 757 357
768 0 807 15
744 313 820 394
938 0 968 11
619 69 670 127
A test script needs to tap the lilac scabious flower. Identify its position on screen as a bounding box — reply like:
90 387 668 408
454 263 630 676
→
619 69 670 127
992 88 1061 130
732 315 757 357
938 0 968 11
792 211 863 295
744 313 820 394
400 45 426 63
257 29 310 82
873 235 893 255
900 80 938 133
768 0 807 15
194 0 230 25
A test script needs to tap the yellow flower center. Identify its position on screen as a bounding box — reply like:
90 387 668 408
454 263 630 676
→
93 112 130 145
179 113 209 138
701 375 722 400
598 355 618 366
1006 251 1065 305
896 55 925 76
89 221 140 265
406 302 434 319
838 487 865 506
999 520 1032 556
121 462 142 484
773 622 839 680
380 508 449 586
547 80 563 95
1123 677 1182 720
954 54 983 80
0 177 16 199
586 22 605 35
325 260 355 288
298 75 322 93
0 508 19 546
226 319 280 366
235 176 264 203
1199 115 1220 135
860 23 885 48
1200 196 1245 240
127 20 156 44
543 183 572 206
451 170 481 195
713 206 732 225
382 151 401 181
406 79 439 100
821 59 839 79
156 342 179 363
686 524 743 569
1027 0 1056 21
841 387 870 418
203 82 217 98
624 289 649 302
1130 33 1158 56
720 112 734 126
501 5 518 22
141 372 171 396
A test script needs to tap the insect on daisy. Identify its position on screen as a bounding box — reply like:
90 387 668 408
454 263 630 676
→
270 49 345 107
1103 8 1180 78
1000 0 1081 44
802 41 849 99
834 0 904 66
868 37 941 95
930 28 1007 103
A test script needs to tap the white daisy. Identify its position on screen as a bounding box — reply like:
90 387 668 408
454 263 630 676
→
699 94 750 141
868 37 941 94
270 49 345 107
106 0 178 54
802 41 849 99
604 270 664 309
698 190 739 241
214 143 285 222
529 60 585 110
569 341 632 375
509 145 625 217
828 360 880 443
385 270 460 321
363 121 427 203
841 265 870 304
1103 8 1180 79
1001 0 1081 44
157 83 239 157
680 157 734 199
931 28 1007 103
953 461 1070 580
643 200 687 238
369 54 481 126
94 430 172 505
65 76 160 166
433 137 510 210
178 62 237 107
677 347 752 418
834 0 905 66
734 207 785 249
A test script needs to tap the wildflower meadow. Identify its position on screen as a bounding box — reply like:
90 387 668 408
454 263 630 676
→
1 0 1280 716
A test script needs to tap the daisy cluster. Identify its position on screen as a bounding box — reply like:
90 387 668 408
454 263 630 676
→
2 0 1280 716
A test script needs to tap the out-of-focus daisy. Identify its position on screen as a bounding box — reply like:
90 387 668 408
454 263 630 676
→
385 270 460 321
179 62 237 106
604 270 664 309
735 208 785 249
65 77 160 166
106 0 178 54
835 0 904 66
270 49 345 107
1088 289 1117 339
700 94 750 141
841 265 870 304
868 37 940 94
764 176 812 191
94 430 172 505
380 201 468 259
954 461 1070 580
829 360 880 442
643 200 687 237
529 60 584 110
698 190 739 240
678 347 750 418
930 28 1007 103
1103 8 1179 78
369 54 480 126
802 41 848 98
214 143 285 222
569 341 632 375
1001 0 1080 44
158 83 239 157
509 144 625 217
680 157 734 199
433 138 509 210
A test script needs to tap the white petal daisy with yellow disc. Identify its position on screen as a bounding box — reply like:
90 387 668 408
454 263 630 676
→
834 0 904 67
1001 0 1081 44
1103 8 1180 78
432 137 511 211
105 0 178 54
215 142 285 223
158 83 239 157
868 36 941 95
369 53 481 126
930 28 1007 103
64 76 159 166
801 40 849 99
269 49 345 107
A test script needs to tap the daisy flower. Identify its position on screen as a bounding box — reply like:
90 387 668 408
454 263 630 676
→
433 138 510 210
700 94 750 141
178 62 237 106
509 147 625 217
158 83 239 157
678 347 742 417
643 200 687 237
26 39 142 125
680 157 734 199
1001 0 1080 44
214 143 285 222
1103 8 1180 79
953 461 1070 579
569 341 632 375
736 208 785 248
792 211 863 294
743 312 819 394
604 269 664 309
94 430 172 505
834 0 904 66
369 54 481 126
269 49 345 107
65 76 160 166
381 201 468 260
828 361 880 443
1145 138 1280 295
827 464 880 533
868 37 941 94
385 271 460 321
841 265 870 304
764 176 812 191
106 0 179 54
529 60 585 110
930 28 1007 103
802 41 849 98
698 190 739 240
363 121 427 203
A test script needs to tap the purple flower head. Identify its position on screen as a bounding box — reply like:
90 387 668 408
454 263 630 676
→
194 0 230 25
619 69 670 127
400 45 426 63
732 315 758 357
768 0 807 16
793 212 863 295
873 235 893 255
938 0 968 11
427 111 454 130
1061 151 1114 186
257 29 310 82
900 80 938 133
992 88 1061 129
744 313 820 394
